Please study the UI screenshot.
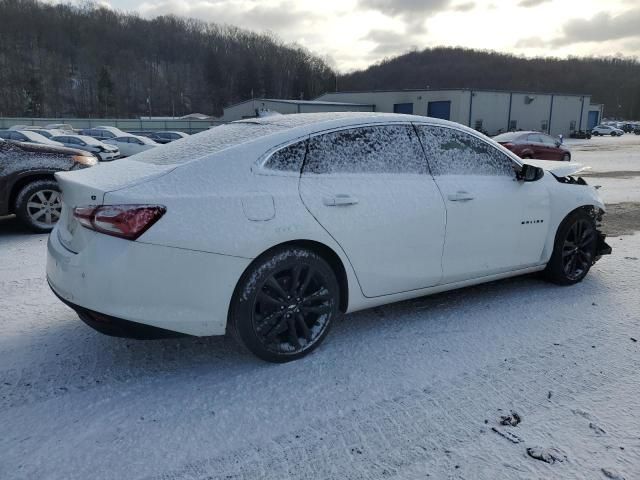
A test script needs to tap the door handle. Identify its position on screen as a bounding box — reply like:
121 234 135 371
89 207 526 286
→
447 191 474 202
323 194 359 206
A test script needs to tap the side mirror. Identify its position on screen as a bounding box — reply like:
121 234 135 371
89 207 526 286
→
517 164 544 182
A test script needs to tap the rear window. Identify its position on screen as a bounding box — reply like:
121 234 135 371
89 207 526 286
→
131 122 289 165
493 132 523 142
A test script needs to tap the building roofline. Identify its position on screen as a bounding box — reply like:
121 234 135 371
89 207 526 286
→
314 88 592 98
224 98 375 110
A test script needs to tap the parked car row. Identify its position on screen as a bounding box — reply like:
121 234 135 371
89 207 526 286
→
2 124 191 158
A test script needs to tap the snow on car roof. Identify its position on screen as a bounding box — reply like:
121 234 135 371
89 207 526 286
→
130 112 464 166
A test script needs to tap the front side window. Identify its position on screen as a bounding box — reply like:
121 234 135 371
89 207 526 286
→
304 125 426 175
263 140 307 172
415 125 515 177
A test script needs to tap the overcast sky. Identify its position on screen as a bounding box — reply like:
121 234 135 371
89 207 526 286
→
81 0 640 71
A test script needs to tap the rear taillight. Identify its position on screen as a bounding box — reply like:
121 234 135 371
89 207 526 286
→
73 205 166 240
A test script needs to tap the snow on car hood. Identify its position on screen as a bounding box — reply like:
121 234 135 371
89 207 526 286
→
521 159 589 178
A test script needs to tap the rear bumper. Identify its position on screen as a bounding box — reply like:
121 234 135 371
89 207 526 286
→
49 282 184 339
47 226 251 336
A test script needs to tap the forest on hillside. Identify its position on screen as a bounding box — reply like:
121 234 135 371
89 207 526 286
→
0 0 335 118
339 48 640 120
1 0 639 119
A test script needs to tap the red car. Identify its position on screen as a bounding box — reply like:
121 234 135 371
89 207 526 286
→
493 131 571 161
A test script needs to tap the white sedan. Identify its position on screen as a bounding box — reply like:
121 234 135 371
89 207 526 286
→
104 135 159 157
47 113 611 362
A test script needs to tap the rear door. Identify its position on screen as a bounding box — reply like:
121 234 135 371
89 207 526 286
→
415 124 550 283
299 124 446 297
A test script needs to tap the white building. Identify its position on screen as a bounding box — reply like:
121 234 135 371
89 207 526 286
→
220 98 375 122
315 89 603 137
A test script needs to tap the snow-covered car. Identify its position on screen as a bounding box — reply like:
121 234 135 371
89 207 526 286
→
591 125 624 136
45 123 75 133
47 113 611 362
147 131 189 144
104 135 159 157
0 139 96 232
0 129 64 147
21 128 66 139
79 126 127 141
51 134 120 161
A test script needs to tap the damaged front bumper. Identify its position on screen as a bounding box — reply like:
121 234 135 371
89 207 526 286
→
595 230 612 262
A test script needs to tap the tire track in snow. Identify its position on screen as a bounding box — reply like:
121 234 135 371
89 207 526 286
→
147 330 640 480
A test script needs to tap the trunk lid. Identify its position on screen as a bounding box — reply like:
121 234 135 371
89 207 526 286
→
54 160 175 252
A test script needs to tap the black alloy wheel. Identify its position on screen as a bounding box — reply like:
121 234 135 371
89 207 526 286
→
545 210 598 285
230 248 339 362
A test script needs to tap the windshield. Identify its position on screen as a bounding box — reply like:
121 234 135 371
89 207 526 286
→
131 122 289 165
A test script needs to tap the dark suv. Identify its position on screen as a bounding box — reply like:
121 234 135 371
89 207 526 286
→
493 131 571 161
0 140 96 232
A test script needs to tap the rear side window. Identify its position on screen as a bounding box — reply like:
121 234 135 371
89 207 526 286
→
304 125 426 175
264 140 307 172
415 125 514 177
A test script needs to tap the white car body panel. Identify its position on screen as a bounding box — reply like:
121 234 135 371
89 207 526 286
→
300 171 446 297
47 112 607 337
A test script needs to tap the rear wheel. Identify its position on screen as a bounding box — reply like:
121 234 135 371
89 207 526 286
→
562 153 570 161
545 210 597 285
15 179 62 233
229 247 339 362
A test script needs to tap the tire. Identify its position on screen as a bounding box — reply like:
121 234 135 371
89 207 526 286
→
229 247 339 362
14 179 62 233
562 153 571 162
544 210 597 285
593 132 599 136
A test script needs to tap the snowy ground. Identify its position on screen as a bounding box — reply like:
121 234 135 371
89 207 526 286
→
1 135 640 480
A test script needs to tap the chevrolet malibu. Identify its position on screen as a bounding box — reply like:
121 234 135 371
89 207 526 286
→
47 113 611 362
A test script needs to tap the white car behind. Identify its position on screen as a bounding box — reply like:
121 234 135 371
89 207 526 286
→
47 113 611 362
104 135 159 157
591 125 624 136
51 134 120 161
0 129 64 146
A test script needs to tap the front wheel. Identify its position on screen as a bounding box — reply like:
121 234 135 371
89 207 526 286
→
562 153 571 162
229 247 339 362
544 210 597 285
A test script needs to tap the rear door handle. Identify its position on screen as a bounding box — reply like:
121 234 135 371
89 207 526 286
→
323 194 359 206
447 191 474 202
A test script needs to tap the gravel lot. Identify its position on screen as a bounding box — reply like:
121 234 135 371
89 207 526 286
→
1 135 639 480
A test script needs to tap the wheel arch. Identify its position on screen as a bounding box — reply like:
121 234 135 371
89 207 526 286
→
9 173 57 211
232 239 350 315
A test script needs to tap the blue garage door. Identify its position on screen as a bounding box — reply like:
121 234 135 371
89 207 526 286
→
393 103 414 114
427 101 451 120
587 111 599 130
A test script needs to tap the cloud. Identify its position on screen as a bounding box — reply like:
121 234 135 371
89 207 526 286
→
359 0 451 31
363 29 419 56
515 7 640 50
452 2 475 12
137 0 323 37
552 8 640 46
518 0 551 7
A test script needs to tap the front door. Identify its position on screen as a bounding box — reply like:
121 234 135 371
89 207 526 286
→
415 124 551 283
299 124 446 297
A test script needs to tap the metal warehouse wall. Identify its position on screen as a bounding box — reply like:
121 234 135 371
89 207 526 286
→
318 90 592 137
468 91 510 134
317 91 471 121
